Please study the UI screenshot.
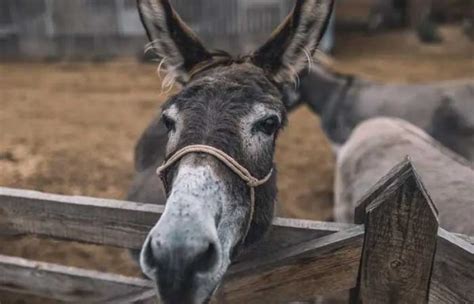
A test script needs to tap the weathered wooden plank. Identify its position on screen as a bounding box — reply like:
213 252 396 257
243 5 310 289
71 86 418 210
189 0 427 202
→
429 228 474 303
352 160 439 304
354 158 418 224
0 187 165 249
0 227 363 304
223 226 365 303
0 187 355 255
0 254 156 304
235 217 356 265
452 232 474 246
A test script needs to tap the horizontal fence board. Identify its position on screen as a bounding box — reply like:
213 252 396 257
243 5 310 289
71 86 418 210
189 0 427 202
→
0 187 164 249
453 232 474 245
235 217 356 265
0 227 364 304
0 187 361 302
0 254 155 304
0 187 355 261
429 228 474 303
223 226 364 303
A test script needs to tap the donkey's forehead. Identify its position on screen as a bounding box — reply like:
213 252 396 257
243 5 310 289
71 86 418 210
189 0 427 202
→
163 63 284 111
193 63 276 88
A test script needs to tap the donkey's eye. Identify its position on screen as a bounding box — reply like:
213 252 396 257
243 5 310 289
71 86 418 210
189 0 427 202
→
162 115 176 132
254 115 280 136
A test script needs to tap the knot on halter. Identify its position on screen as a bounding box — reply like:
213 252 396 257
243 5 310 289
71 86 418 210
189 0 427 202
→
155 144 273 243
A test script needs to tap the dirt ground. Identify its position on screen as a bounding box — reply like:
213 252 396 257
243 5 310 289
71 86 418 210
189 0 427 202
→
0 26 472 303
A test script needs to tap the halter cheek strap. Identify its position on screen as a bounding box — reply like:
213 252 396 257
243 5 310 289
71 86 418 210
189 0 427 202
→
156 144 273 242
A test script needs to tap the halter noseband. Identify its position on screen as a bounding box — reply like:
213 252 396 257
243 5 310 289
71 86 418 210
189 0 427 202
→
156 144 273 242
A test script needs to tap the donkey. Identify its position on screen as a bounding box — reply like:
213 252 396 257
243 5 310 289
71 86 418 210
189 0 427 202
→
127 0 333 303
297 64 474 160
334 117 474 236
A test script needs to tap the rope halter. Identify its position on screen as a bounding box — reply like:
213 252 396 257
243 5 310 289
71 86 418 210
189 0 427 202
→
156 144 273 242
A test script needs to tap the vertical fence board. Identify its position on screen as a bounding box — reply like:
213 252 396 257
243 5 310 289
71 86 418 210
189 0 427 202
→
352 160 439 304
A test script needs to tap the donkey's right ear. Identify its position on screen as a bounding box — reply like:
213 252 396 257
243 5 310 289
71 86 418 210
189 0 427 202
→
251 0 334 85
137 0 212 84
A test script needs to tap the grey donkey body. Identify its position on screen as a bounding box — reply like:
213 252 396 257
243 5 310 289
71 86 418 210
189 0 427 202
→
128 0 334 303
298 65 474 160
335 117 474 236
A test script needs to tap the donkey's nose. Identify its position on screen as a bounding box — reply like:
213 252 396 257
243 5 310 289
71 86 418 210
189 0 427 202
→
150 234 219 274
141 226 220 295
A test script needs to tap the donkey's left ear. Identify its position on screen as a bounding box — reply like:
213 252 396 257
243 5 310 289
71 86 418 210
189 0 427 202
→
251 0 334 85
137 0 212 84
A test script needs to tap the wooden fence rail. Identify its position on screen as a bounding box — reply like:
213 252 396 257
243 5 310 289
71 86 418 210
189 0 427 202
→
0 160 473 303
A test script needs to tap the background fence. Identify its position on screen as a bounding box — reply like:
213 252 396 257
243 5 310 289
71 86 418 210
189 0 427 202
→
1 0 471 59
0 0 294 59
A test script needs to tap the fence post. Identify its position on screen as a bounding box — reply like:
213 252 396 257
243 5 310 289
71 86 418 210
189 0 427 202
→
350 159 439 304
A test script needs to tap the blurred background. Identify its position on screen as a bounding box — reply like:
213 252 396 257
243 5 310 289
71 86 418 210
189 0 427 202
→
0 0 472 303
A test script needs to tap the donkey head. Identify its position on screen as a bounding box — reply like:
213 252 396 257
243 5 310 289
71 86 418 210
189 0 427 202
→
138 0 333 303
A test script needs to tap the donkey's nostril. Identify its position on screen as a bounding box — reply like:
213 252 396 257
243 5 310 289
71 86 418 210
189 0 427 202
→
193 241 218 274
143 232 220 281
151 237 161 252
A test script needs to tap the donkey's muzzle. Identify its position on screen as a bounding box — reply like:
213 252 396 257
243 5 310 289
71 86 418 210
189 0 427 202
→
140 222 220 303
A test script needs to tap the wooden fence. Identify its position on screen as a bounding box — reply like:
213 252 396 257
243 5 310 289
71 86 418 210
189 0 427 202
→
0 159 473 303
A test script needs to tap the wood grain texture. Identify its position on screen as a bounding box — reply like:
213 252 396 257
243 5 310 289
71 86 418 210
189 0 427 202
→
354 161 439 304
0 228 363 304
223 226 365 303
235 218 356 265
0 187 354 254
0 187 164 249
0 254 156 304
452 232 474 246
354 158 415 224
429 228 474 303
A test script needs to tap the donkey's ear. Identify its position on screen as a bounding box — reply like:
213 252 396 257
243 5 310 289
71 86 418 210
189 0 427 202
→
137 0 212 84
251 0 334 84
